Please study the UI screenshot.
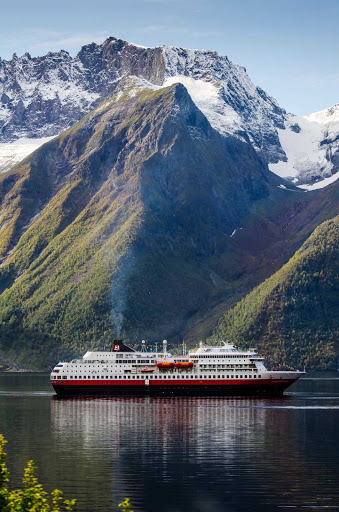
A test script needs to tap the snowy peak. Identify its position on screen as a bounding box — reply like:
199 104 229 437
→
0 37 164 142
305 103 339 124
162 46 287 163
0 36 338 190
269 104 339 189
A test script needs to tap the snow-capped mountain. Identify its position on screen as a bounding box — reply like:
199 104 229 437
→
269 104 339 189
0 37 337 188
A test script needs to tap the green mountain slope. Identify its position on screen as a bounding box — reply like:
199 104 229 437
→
214 216 339 369
0 77 337 369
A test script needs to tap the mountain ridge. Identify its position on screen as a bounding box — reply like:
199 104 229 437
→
2 36 337 187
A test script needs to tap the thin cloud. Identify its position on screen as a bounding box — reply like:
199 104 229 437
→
134 25 223 38
140 0 180 3
296 72 339 87
135 24 189 34
32 33 110 52
0 29 110 58
191 30 224 38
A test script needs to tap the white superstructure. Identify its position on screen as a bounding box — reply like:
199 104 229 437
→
51 340 303 395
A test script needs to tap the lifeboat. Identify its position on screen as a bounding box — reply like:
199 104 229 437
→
140 369 155 373
157 362 175 369
175 361 194 368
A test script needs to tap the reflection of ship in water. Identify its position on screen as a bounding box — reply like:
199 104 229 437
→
50 394 336 512
50 396 270 490
51 340 303 396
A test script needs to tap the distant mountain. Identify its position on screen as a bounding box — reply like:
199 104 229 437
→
214 216 339 369
1 36 337 187
269 104 339 189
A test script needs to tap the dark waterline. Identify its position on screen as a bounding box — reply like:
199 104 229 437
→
0 373 338 512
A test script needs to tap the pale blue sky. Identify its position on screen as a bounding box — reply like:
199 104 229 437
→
1 0 338 115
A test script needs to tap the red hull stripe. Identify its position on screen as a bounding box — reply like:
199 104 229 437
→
51 378 296 386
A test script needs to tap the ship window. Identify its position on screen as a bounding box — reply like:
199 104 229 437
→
53 370 60 373
62 376 67 379
57 376 61 379
259 375 261 378
254 375 256 378
97 376 100 379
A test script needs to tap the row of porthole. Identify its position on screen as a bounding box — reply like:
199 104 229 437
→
54 374 262 380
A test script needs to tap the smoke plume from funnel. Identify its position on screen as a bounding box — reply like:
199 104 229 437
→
109 249 137 337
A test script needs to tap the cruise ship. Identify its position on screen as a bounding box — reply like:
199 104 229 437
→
50 340 304 396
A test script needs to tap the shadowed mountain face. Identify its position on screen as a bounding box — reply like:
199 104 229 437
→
0 79 337 368
0 82 275 364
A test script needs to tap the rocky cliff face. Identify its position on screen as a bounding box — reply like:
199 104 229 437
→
0 39 164 141
0 38 286 162
1 36 337 187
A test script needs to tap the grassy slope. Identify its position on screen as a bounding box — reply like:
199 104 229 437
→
214 216 339 369
0 86 171 367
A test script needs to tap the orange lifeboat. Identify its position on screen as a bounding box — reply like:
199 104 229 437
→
140 369 155 373
175 361 194 368
157 362 175 369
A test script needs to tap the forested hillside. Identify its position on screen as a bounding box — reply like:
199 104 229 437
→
214 217 339 369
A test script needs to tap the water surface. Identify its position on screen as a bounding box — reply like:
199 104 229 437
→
0 373 338 512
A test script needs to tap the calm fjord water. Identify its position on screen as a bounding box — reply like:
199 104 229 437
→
0 373 338 512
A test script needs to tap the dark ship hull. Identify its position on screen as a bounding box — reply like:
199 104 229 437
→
52 378 298 397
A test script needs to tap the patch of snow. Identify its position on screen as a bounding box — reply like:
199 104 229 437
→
269 110 337 186
163 75 241 134
229 227 242 237
0 137 55 173
127 41 154 49
161 46 288 165
278 184 304 192
298 171 339 191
